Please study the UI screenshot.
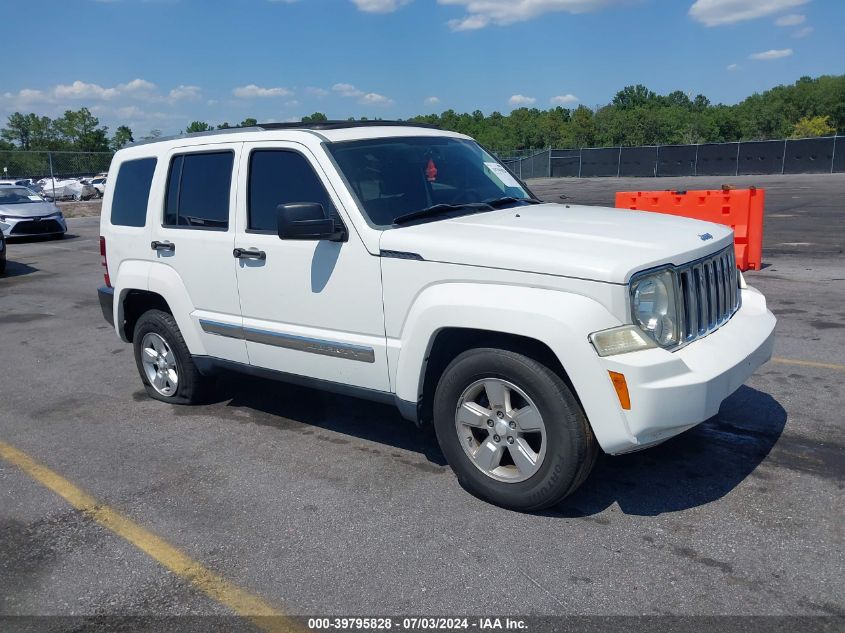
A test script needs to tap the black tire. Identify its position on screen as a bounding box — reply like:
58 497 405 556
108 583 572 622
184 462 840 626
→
433 348 597 512
0 254 6 275
132 309 212 404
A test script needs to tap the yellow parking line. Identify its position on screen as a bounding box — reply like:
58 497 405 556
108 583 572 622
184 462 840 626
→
772 357 845 371
0 439 299 633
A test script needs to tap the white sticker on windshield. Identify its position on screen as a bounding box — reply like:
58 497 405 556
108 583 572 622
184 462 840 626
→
28 195 42 201
484 162 521 189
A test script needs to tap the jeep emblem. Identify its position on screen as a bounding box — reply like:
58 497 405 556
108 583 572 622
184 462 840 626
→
699 233 713 241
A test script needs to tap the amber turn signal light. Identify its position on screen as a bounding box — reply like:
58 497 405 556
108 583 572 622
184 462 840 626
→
608 371 631 410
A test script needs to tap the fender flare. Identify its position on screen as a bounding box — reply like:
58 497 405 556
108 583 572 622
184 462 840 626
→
114 260 206 356
393 283 635 452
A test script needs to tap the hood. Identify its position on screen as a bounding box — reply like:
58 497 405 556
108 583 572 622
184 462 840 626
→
0 201 61 219
379 203 734 284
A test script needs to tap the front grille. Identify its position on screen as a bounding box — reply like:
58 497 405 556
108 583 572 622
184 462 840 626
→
677 246 740 345
10 219 62 235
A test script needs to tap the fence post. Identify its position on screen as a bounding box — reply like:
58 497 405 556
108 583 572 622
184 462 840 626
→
781 139 787 175
616 146 622 178
655 145 660 177
831 135 837 174
693 144 699 177
735 142 741 176
48 151 56 200
547 147 551 178
578 148 582 178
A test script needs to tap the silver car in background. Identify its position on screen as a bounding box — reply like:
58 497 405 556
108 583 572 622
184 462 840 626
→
0 187 67 239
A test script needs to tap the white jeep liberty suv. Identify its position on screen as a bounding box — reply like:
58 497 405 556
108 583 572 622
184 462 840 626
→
98 121 776 511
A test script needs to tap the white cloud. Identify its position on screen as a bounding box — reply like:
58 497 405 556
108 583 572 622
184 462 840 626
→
509 94 536 106
54 80 120 100
727 63 739 70
424 96 441 105
362 92 394 105
332 83 393 105
30 78 200 107
749 48 793 60
352 0 412 13
1 88 50 107
305 87 330 97
792 25 813 38
232 84 292 98
119 78 157 93
550 93 579 105
775 13 805 26
689 0 808 27
332 82 365 97
440 0 621 31
169 85 201 101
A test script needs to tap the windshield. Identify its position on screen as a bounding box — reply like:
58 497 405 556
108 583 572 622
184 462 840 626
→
326 136 532 227
0 187 43 204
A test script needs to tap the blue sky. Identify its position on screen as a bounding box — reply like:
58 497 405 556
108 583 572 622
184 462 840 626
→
2 0 843 135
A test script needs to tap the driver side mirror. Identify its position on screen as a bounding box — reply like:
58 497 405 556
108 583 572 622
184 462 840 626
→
276 202 347 242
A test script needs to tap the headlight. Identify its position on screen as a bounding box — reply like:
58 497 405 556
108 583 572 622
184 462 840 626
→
630 268 680 347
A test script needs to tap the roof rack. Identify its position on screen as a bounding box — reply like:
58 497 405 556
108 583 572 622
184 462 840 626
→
129 120 441 147
257 120 440 131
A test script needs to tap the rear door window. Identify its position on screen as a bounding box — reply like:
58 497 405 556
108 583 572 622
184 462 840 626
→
164 151 233 229
110 157 156 227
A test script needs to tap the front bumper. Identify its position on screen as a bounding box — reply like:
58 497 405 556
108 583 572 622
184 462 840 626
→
0 215 67 237
600 286 776 453
98 286 115 327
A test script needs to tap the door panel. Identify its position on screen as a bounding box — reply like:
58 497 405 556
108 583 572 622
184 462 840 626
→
150 142 248 363
234 142 389 392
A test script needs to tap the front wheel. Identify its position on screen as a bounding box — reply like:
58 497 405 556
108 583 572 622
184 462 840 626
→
433 348 597 511
132 309 213 404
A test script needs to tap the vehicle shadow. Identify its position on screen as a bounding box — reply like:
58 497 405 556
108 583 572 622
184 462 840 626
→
0 260 39 279
215 373 448 466
550 385 787 517
210 376 786 515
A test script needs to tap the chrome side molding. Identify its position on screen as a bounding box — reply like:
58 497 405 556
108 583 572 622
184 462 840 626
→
199 319 376 364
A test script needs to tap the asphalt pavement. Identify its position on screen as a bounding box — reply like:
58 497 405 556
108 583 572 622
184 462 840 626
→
0 174 843 627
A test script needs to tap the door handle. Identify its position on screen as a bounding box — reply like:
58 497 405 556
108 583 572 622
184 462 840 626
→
151 240 175 252
233 247 266 260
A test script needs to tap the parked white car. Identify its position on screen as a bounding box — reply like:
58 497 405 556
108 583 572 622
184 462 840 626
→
89 177 107 197
38 177 97 201
97 122 775 510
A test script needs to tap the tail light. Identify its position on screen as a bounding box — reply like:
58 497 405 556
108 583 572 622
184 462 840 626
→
100 236 112 288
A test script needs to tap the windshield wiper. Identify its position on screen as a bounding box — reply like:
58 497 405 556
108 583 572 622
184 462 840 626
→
393 202 494 225
483 196 542 208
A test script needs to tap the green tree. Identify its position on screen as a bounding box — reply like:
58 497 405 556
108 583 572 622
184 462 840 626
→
217 122 231 129
185 121 212 134
111 125 134 151
52 108 110 151
1 112 56 150
791 115 836 138
239 117 258 127
612 85 657 110
302 112 328 123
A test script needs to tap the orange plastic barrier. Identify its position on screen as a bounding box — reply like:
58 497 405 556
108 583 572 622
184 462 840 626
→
615 187 765 271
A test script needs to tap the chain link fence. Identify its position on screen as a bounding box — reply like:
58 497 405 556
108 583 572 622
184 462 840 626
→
501 136 844 179
0 150 113 181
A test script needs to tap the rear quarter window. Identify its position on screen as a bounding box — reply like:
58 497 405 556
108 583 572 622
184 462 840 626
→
110 157 157 227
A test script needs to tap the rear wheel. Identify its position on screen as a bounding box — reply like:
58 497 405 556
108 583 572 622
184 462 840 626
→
132 309 212 404
433 348 597 511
